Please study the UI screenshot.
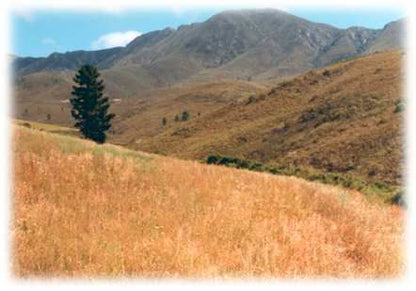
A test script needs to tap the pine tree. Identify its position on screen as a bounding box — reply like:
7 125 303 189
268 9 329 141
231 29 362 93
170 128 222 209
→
162 117 167 126
70 64 115 144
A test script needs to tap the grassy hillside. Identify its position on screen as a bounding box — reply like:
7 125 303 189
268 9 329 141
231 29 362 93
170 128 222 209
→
13 125 403 278
14 77 265 144
131 51 404 191
14 51 404 199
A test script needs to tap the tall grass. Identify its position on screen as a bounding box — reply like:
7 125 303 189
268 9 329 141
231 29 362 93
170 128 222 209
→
12 127 403 278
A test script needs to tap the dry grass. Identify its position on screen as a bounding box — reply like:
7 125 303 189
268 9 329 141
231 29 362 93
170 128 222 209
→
134 51 404 187
12 126 403 278
14 51 404 190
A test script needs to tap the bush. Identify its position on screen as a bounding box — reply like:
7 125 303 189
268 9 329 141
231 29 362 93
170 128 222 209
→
322 70 331 77
206 155 219 164
394 103 404 113
368 169 377 177
181 111 190 121
300 103 345 126
206 155 263 171
300 109 317 122
391 190 406 207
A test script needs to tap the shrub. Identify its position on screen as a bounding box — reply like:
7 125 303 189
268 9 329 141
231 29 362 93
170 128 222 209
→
394 103 404 113
391 190 406 207
300 109 317 122
181 111 190 121
300 103 345 126
322 70 331 77
206 155 219 164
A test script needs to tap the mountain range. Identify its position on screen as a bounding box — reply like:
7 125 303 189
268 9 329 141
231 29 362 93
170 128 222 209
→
13 9 404 87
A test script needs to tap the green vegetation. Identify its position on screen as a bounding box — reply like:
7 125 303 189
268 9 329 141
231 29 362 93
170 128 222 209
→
246 93 266 105
206 155 398 202
300 102 352 126
181 111 190 121
174 111 191 121
322 70 331 77
394 103 404 113
162 117 167 126
70 64 115 144
391 190 406 207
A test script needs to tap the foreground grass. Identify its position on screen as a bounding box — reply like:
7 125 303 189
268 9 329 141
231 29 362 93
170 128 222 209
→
13 126 403 278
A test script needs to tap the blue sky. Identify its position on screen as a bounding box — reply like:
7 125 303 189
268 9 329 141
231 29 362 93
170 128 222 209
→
12 8 404 57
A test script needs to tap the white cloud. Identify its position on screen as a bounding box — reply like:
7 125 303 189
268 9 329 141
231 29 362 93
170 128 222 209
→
13 8 35 22
90 30 142 50
41 37 56 46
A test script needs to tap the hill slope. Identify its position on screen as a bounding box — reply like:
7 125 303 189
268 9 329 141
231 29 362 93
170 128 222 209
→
13 126 403 277
120 50 404 189
14 51 404 193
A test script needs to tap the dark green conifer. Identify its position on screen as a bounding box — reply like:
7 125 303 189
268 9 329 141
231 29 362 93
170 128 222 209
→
70 64 115 143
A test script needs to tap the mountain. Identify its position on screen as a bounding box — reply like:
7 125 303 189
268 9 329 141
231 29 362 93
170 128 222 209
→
365 19 405 53
13 47 123 76
13 9 404 88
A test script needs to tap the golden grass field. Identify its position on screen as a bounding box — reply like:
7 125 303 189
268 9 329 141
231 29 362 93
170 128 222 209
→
12 126 404 278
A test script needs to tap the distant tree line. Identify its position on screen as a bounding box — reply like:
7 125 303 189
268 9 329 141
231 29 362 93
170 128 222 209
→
161 110 203 127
